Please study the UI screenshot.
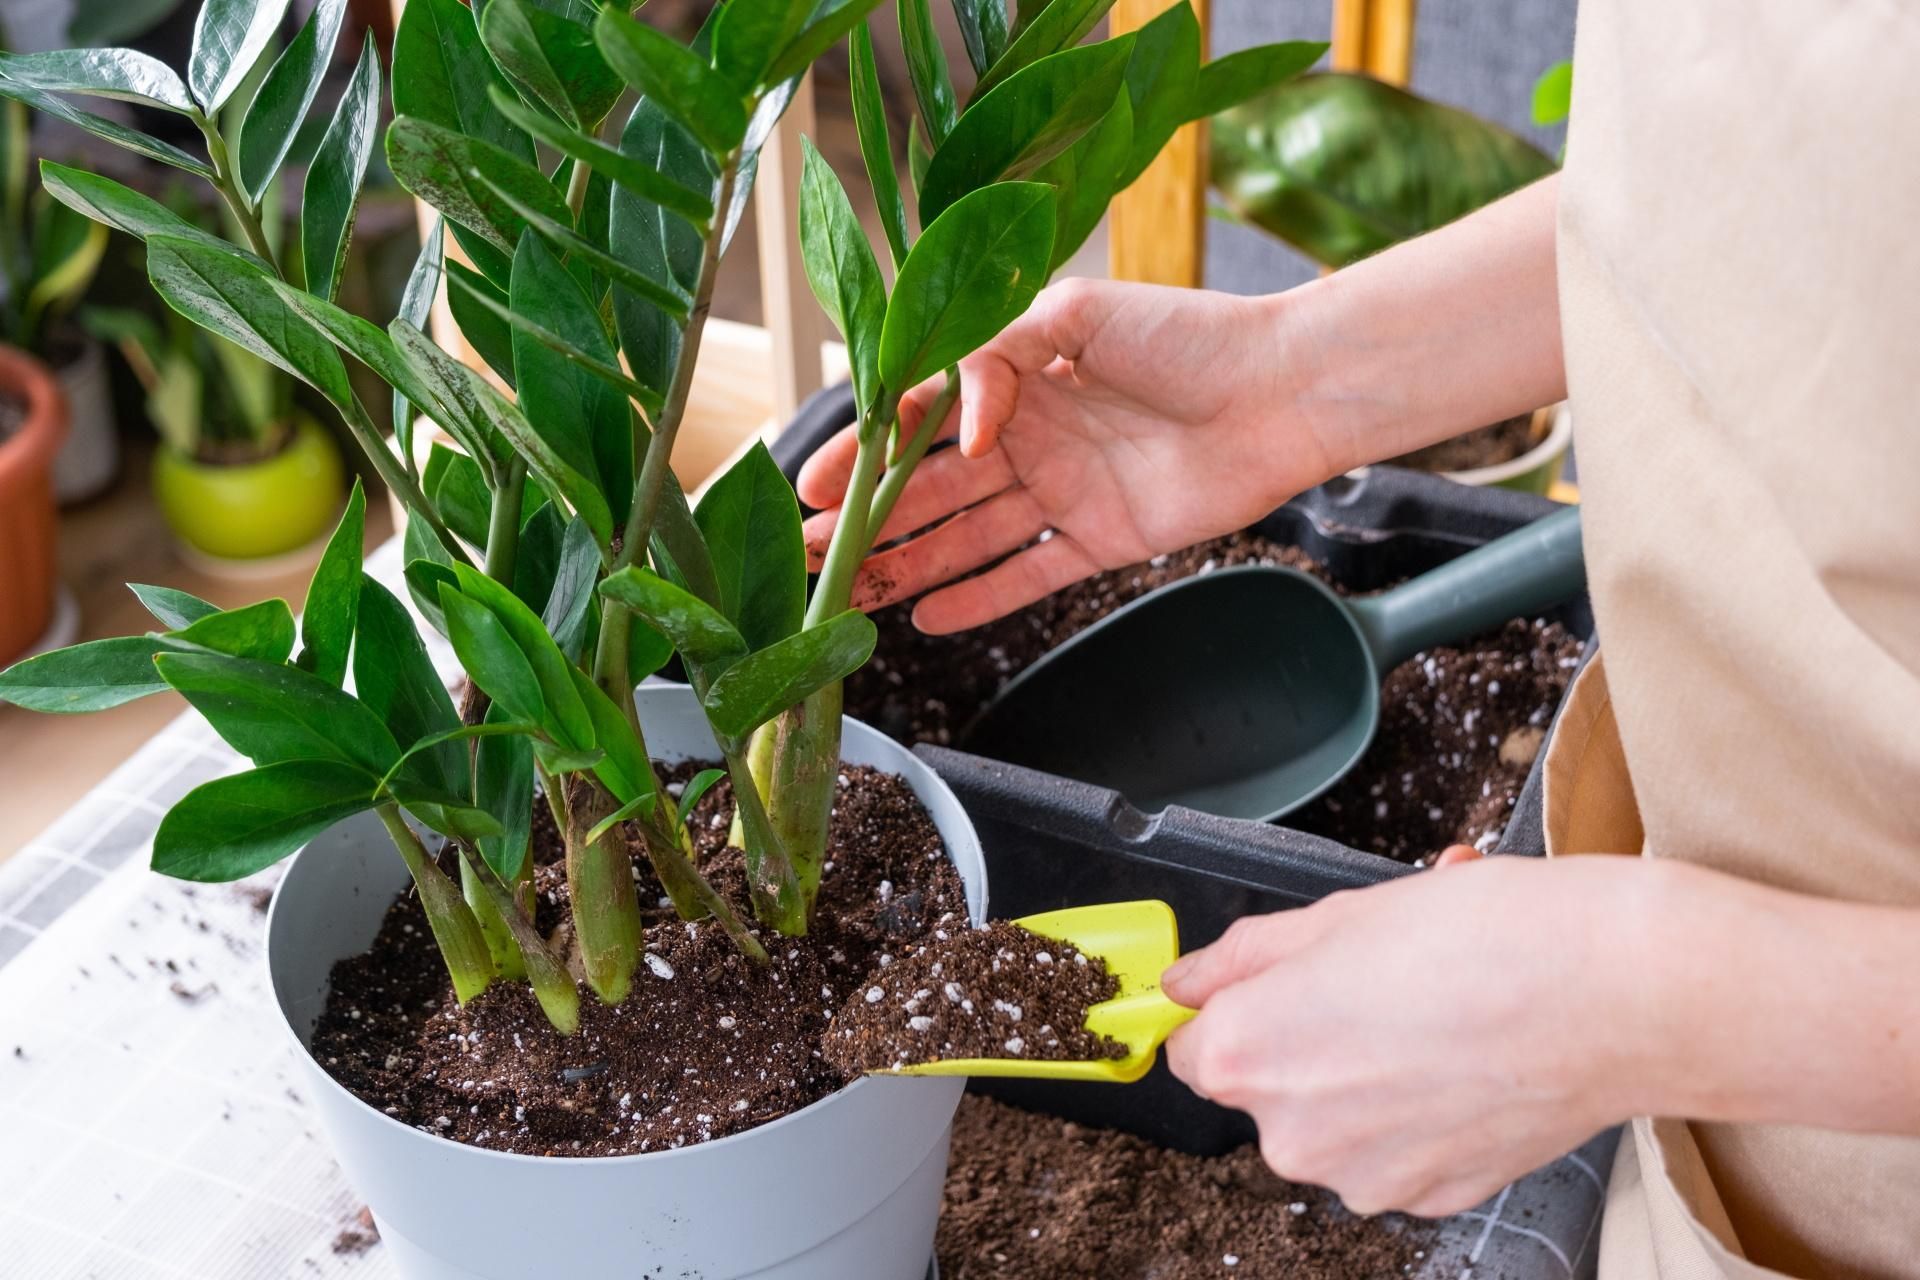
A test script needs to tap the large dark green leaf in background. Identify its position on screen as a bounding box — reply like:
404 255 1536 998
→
899 0 957 147
386 115 571 259
1210 72 1556 269
154 651 400 775
695 442 805 653
153 761 379 882
189 0 292 112
797 140 886 411
918 37 1133 225
301 33 381 302
702 610 878 742
850 25 908 268
973 0 1115 98
508 236 634 533
0 82 214 179
610 98 712 398
712 0 812 94
763 0 890 86
144 235 355 409
294 480 364 687
953 0 1011 78
393 0 532 161
594 7 746 156
481 0 623 130
879 181 1055 391
238 0 348 200
424 444 494 549
540 516 602 664
444 264 664 416
0 48 196 113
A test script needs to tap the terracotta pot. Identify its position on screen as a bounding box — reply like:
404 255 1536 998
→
0 344 70 666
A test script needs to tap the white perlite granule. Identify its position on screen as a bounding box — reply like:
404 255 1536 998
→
644 953 675 980
908 1016 935 1032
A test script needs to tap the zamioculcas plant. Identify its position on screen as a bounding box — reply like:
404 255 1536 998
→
0 0 1323 1037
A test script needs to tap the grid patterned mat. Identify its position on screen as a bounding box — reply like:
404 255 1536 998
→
0 540 1615 1279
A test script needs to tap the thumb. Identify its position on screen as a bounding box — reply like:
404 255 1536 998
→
1161 912 1306 1009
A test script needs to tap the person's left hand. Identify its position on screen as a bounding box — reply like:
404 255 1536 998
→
1161 852 1657 1217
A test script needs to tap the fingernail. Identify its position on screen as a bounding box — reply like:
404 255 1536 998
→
1162 955 1193 988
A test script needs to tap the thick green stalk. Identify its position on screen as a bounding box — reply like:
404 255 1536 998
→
866 373 960 538
379 805 496 1003
460 847 579 1035
723 744 805 930
459 853 526 979
194 112 278 269
484 461 526 583
638 805 769 963
565 782 644 1004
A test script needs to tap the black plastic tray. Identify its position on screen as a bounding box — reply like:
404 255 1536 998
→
772 382 1591 1153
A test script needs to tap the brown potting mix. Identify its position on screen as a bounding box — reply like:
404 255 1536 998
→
938 1094 1446 1279
824 920 1126 1073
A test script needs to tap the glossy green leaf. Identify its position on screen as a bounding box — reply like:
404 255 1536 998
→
476 701 535 880
879 181 1055 391
152 761 378 882
900 0 957 146
237 0 348 201
582 790 657 848
355 576 467 799
797 139 886 410
1036 90 1130 272
763 0 889 85
443 259 518 388
144 235 354 410
1532 60 1573 128
293 480 364 686
386 115 572 258
952 0 1011 77
481 0 623 129
392 219 445 467
396 793 505 842
392 0 532 162
128 584 219 631
0 599 294 713
849 25 908 269
154 651 400 775
423 444 490 548
1114 0 1197 188
37 162 266 267
541 515 602 663
908 114 933 192
532 742 604 774
572 666 651 806
440 583 543 726
920 37 1132 224
0 48 195 113
1188 39 1325 120
599 567 746 670
713 0 812 93
390 320 513 475
702 609 877 741
190 0 292 111
443 265 661 416
450 564 593 749
168 600 299 664
675 767 727 830
510 497 566 611
0 82 213 179
593 7 746 156
973 0 1115 98
403 519 458 637
488 86 713 227
1210 73 1557 269
609 97 711 398
371 720 522 802
695 441 805 653
300 33 380 303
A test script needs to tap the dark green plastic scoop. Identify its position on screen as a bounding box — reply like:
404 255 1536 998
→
961 506 1584 822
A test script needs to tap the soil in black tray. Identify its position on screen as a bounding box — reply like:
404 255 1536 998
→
938 1095 1447 1279
824 920 1125 1073
846 531 1586 863
309 763 970 1157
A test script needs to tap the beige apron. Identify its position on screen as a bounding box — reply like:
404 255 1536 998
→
1550 2 1920 1276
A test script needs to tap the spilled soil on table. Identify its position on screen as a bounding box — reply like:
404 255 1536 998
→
845 531 1585 863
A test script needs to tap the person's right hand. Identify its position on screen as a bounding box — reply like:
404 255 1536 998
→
796 278 1345 634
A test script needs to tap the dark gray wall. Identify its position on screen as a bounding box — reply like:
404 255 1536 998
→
1205 0 1575 296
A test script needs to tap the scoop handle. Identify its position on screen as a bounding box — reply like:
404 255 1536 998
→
1347 506 1585 670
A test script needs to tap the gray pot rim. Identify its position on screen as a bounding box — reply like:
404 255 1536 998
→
264 682 987 1171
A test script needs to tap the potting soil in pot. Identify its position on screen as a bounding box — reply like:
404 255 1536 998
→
938 1095 1446 1279
846 532 1585 863
824 920 1127 1072
309 763 971 1156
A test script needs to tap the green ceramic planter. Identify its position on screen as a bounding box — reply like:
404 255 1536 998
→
1442 403 1571 494
153 416 346 563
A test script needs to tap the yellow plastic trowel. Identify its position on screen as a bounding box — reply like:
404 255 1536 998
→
883 900 1196 1084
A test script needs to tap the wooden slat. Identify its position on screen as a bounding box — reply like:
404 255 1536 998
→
754 72 827 424
1108 0 1210 287
1331 0 1418 85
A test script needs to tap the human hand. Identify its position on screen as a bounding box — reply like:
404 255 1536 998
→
1160 855 1653 1217
796 279 1343 634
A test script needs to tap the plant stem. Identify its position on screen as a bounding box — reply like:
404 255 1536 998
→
484 460 527 584
639 804 769 962
459 852 525 979
725 741 809 932
565 154 594 221
866 373 959 538
194 113 278 270
808 414 892 625
564 782 644 1005
342 396 472 567
460 846 580 1035
379 805 496 1003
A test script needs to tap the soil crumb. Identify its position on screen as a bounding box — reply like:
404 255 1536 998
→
938 1095 1445 1279
825 921 1124 1073
311 765 968 1157
331 1206 379 1256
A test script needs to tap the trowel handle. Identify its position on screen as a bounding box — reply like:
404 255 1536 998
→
1348 506 1585 670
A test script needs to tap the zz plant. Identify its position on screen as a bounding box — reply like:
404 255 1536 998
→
0 0 1321 1036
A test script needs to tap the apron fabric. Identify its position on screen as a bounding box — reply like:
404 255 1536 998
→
1549 1 1920 1277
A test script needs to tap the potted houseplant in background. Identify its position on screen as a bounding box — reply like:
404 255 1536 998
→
1210 70 1571 491
0 0 1327 1273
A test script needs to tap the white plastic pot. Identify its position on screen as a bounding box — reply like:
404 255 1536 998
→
267 684 986 1279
